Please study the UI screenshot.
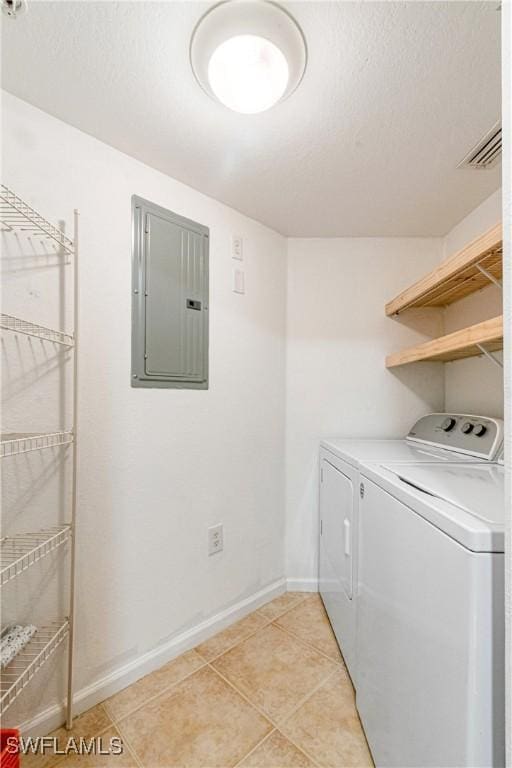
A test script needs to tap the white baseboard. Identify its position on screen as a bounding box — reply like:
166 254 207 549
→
20 577 287 737
287 577 318 592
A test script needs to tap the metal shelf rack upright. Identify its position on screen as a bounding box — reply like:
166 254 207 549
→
0 184 78 729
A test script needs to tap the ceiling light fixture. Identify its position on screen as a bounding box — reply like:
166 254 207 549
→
190 1 307 114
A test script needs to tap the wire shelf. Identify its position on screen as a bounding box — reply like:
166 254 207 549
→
0 621 69 714
0 185 74 255
1 431 73 458
1 185 78 727
0 314 74 347
1 527 71 587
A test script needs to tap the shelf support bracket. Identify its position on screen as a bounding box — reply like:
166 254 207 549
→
476 263 502 290
476 343 503 369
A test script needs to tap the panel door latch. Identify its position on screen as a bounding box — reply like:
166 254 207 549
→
186 299 202 311
360 483 365 499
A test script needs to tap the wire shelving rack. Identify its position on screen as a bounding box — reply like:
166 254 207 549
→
0 185 78 728
0 314 74 347
0 185 74 254
0 622 70 713
1 527 71 586
1 432 74 458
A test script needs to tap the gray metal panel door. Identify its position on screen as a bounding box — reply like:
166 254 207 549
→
131 196 209 388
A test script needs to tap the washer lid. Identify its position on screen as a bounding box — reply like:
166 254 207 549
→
320 438 484 468
386 463 504 525
362 462 504 552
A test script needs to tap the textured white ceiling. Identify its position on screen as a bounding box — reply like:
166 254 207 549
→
1 1 501 236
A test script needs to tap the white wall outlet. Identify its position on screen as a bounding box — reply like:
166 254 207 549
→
232 235 243 261
208 524 224 556
233 269 245 294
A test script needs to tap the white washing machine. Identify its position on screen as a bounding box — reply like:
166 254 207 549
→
318 413 503 684
356 454 505 767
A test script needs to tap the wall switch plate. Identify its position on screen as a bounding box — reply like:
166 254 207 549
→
233 269 245 294
232 236 243 261
208 524 224 555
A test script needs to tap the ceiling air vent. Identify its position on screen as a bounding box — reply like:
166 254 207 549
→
458 123 502 169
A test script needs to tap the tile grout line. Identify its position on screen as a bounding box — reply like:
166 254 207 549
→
271 595 348 667
207 649 341 738
232 727 277 767
249 592 309 623
38 703 112 768
109 595 314 764
276 661 376 767
280 729 323 768
206 662 280 729
99 717 143 768
290 677 361 768
195 593 310 666
272 621 349 670
91 704 143 768
109 721 144 768
95 595 310 724
283 706 375 768
47 594 317 767
281 735 323 768
46 596 308 744
233 723 322 768
277 664 342 730
117 655 309 768
255 593 309 621
47 715 142 768
205 664 331 768
105 656 209 727
190 597 344 737
101 699 144 768
194 616 275 665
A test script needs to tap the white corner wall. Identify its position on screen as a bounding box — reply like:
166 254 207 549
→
442 190 503 418
1 92 287 728
285 238 445 583
1 90 504 731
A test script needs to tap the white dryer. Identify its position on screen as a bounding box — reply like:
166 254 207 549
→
318 414 503 684
356 457 505 767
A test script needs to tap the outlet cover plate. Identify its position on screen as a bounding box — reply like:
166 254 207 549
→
208 524 223 556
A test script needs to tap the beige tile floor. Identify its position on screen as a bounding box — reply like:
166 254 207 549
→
23 593 373 768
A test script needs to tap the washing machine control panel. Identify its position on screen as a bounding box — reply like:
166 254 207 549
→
406 413 503 460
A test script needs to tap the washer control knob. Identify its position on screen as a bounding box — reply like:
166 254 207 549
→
461 422 474 434
473 424 487 437
441 417 456 432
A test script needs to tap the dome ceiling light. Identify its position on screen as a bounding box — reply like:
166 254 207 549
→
190 1 307 114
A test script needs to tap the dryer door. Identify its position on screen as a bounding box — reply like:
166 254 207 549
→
320 459 353 600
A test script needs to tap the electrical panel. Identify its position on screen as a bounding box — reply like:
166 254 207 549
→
131 196 209 389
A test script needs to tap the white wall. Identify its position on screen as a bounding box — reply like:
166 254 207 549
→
285 238 445 583
1 92 287 727
1 90 504 730
442 190 503 417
